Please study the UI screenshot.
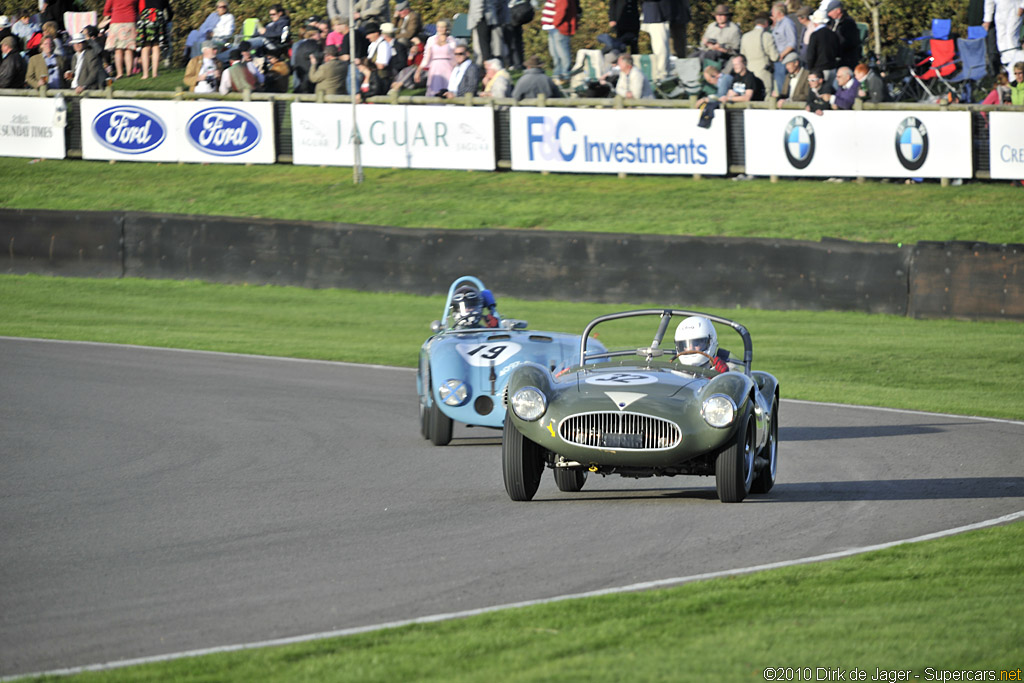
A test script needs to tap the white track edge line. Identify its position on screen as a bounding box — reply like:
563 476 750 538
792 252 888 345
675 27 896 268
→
7 509 1023 682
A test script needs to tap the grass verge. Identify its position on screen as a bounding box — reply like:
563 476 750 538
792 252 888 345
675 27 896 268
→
2 158 1023 244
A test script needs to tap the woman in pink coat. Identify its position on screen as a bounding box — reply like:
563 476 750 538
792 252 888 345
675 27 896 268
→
415 18 455 96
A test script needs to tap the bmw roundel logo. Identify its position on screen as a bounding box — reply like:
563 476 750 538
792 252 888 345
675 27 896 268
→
783 116 815 169
186 106 262 156
894 116 929 171
92 105 167 154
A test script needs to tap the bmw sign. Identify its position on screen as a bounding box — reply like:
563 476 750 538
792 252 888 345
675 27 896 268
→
186 106 262 156
92 105 167 154
783 116 815 170
894 116 929 171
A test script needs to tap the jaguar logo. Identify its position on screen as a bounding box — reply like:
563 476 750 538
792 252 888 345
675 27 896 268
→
92 105 167 154
186 107 261 156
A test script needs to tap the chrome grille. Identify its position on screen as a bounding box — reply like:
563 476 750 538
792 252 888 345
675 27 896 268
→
559 412 681 451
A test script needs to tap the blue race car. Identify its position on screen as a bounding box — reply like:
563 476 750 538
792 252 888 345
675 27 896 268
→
418 276 605 446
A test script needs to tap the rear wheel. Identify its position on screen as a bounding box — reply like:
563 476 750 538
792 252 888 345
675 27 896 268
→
751 398 778 494
502 415 545 501
429 401 453 446
715 408 755 503
553 467 587 492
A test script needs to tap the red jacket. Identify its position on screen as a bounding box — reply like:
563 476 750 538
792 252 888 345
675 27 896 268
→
542 0 577 36
103 0 138 23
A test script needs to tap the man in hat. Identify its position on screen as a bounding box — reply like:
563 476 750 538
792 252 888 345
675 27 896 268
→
394 1 422 49
741 13 778 95
66 32 106 93
825 0 860 69
0 35 26 88
365 22 392 71
775 50 809 106
770 2 799 96
220 48 259 93
0 16 15 47
511 54 562 100
804 8 839 82
263 46 292 92
309 43 347 94
183 39 223 92
700 4 740 66
377 21 407 85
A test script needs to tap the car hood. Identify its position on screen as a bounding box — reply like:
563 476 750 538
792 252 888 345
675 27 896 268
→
573 365 706 404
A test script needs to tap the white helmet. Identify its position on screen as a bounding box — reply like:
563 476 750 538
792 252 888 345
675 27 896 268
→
674 316 718 367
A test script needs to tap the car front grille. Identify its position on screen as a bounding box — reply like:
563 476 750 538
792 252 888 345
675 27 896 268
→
559 412 681 451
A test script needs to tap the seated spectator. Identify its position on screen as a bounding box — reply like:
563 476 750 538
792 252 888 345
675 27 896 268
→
66 32 106 93
379 22 407 85
263 46 291 92
608 52 653 99
480 57 511 97
696 64 732 105
804 69 833 114
1012 62 1024 105
776 51 808 106
309 43 347 94
830 65 857 108
354 58 386 98
40 21 63 56
220 47 258 93
442 42 481 97
511 54 563 100
721 54 765 103
25 35 66 88
853 63 888 103
191 1 234 58
256 4 290 49
184 39 223 92
0 35 27 87
699 4 740 68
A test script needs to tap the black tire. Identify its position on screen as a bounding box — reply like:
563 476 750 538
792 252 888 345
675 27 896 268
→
419 401 431 440
502 414 545 501
553 467 587 492
715 407 755 503
429 401 453 446
751 398 779 495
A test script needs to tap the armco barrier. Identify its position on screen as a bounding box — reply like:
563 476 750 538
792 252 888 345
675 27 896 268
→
1 209 123 278
4 209 1020 320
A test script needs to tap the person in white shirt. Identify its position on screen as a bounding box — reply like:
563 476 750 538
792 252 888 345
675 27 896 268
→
607 53 654 99
984 0 1024 77
364 22 392 70
444 41 482 97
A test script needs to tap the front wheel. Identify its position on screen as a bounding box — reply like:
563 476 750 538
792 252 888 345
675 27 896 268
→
553 467 587 492
715 408 755 503
502 415 545 501
429 401 453 446
751 397 778 494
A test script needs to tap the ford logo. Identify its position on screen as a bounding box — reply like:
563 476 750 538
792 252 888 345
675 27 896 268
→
93 105 167 154
186 107 261 156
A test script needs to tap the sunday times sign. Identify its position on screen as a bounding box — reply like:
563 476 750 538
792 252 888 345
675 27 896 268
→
0 97 66 159
509 107 727 175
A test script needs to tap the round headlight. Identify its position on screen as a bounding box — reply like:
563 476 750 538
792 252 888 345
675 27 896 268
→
510 386 547 421
439 379 469 406
702 394 736 428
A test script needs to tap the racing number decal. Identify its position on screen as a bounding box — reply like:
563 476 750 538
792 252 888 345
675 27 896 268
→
456 342 522 367
585 373 658 386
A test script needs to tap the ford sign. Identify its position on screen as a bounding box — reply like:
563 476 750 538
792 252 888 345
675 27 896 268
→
93 105 167 154
186 107 262 156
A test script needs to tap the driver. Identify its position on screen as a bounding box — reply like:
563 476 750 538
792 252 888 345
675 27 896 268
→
450 285 498 328
674 316 729 373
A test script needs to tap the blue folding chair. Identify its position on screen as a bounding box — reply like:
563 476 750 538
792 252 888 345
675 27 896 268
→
947 29 989 102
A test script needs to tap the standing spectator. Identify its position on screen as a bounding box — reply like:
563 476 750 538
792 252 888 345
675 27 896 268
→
804 69 832 114
830 64 857 108
237 41 265 88
639 0 680 81
0 16 12 47
794 6 812 65
741 14 778 94
40 0 73 32
608 0 640 54
541 0 577 85
611 52 653 98
291 24 323 93
0 36 26 87
804 9 838 82
416 18 456 96
469 0 509 66
66 32 106 92
507 0 532 70
103 0 138 80
825 0 860 69
443 42 482 96
669 0 690 59
137 0 172 79
776 51 808 105
354 58 386 97
511 54 563 99
394 1 422 50
25 35 67 88
11 11 39 48
183 40 223 92
365 22 392 71
770 2 798 97
353 0 390 30
699 4 741 68
220 48 257 93
40 21 64 57
983 0 1024 77
331 16 369 60
721 53 765 102
309 43 347 94
853 63 888 103
480 57 511 96
379 22 407 84
263 46 291 92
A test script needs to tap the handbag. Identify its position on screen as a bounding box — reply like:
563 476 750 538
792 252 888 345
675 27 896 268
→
509 0 534 26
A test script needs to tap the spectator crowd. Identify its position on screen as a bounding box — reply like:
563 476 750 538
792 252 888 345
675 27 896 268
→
0 0 1021 110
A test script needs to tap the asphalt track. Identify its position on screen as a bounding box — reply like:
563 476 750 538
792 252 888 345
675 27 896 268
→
2 337 1023 677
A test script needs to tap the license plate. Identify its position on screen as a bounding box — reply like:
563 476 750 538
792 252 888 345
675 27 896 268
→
603 434 642 448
